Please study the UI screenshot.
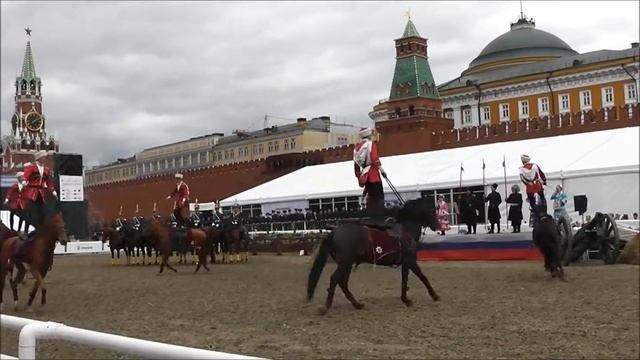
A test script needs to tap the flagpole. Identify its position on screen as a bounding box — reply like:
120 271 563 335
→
503 155 508 229
482 159 487 230
458 162 463 233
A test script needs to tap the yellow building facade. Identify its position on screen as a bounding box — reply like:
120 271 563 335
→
439 16 639 127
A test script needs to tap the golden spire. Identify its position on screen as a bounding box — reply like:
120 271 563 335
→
404 9 411 20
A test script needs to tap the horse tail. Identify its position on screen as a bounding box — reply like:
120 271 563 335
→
306 232 334 301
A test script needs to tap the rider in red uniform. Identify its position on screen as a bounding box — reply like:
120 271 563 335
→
166 173 190 228
519 154 547 219
3 172 29 232
353 127 387 224
22 150 58 228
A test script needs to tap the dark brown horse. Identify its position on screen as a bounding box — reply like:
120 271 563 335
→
100 227 130 265
222 219 249 263
203 225 225 265
307 198 439 314
146 218 207 274
532 205 570 281
0 213 68 312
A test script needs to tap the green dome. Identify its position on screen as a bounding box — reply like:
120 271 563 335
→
467 18 577 72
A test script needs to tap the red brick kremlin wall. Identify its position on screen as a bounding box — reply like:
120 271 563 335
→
86 104 638 223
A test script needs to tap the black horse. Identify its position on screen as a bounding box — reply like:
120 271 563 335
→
531 198 570 281
307 198 439 314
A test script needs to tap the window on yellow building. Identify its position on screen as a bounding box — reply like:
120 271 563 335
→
481 106 491 123
268 142 273 153
462 108 472 125
500 103 510 121
518 100 529 119
602 87 614 106
258 144 264 154
284 139 289 150
538 97 549 116
290 138 296 149
580 90 592 110
252 145 257 155
559 94 570 113
274 141 279 152
625 83 637 103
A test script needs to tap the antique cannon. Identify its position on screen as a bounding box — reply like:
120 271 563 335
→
566 212 620 265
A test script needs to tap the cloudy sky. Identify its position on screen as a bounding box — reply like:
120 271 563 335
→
1 1 638 167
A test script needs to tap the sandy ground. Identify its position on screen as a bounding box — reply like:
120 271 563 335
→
1 253 639 359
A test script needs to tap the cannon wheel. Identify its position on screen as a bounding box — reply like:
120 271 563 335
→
598 214 620 265
557 217 573 266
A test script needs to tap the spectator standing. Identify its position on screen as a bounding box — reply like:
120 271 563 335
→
485 183 502 234
436 194 450 235
506 184 523 233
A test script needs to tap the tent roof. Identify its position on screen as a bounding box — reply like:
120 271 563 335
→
221 127 639 206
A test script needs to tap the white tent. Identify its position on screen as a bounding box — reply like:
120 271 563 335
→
219 127 639 219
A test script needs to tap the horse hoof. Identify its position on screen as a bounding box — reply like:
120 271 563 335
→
25 306 33 314
432 294 441 302
318 307 329 316
402 299 413 307
354 303 365 310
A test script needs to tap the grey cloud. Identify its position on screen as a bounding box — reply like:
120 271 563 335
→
1 1 637 167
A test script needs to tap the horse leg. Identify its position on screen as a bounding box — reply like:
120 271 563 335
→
111 248 115 266
26 269 42 312
0 261 7 312
116 249 121 265
409 260 440 302
322 264 344 315
9 267 22 310
337 265 363 310
401 263 413 307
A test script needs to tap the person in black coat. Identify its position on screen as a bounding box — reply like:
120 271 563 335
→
460 189 478 234
485 183 502 234
506 184 524 233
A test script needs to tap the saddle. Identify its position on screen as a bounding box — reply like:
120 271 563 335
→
363 224 407 266
15 231 36 258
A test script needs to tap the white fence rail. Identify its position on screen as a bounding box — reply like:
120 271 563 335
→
1 314 265 360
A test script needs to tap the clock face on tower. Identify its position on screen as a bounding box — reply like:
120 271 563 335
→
25 112 43 132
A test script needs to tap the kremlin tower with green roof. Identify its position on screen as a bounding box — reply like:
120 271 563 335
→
370 18 453 156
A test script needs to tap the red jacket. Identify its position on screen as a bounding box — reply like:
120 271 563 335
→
353 139 382 185
169 181 190 210
519 163 546 194
4 183 28 210
22 162 57 202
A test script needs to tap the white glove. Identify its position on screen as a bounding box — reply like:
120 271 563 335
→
165 196 171 200
52 191 58 198
3 199 8 205
380 167 387 178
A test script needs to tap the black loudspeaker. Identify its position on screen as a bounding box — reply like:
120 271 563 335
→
574 195 588 215
54 153 83 176
53 153 89 239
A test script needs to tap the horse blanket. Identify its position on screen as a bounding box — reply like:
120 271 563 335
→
363 226 412 266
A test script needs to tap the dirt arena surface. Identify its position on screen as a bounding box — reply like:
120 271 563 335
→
1 253 639 359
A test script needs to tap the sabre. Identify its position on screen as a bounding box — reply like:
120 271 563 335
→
383 174 405 205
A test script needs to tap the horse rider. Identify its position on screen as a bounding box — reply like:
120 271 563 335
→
3 172 29 236
353 127 387 226
132 204 143 231
114 206 126 232
165 173 190 228
519 154 547 220
22 150 58 229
